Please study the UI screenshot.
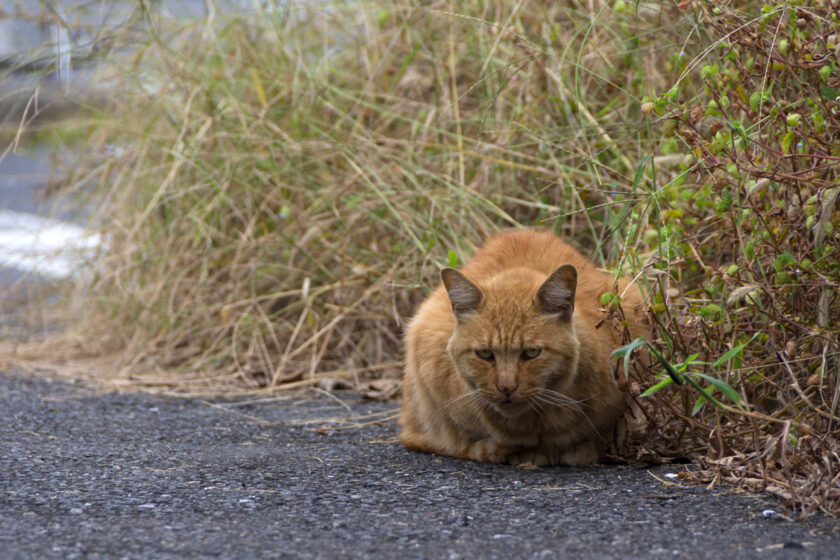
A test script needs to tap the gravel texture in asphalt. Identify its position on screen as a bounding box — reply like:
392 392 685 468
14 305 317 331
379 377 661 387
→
1 371 839 559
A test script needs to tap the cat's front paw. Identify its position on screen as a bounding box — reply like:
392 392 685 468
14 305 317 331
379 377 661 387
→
506 450 551 467
465 439 514 463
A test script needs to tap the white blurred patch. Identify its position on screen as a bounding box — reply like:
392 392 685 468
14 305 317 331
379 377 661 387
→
0 210 101 279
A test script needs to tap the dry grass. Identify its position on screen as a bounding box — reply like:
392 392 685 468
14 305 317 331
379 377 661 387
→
3 1 839 517
14 0 682 387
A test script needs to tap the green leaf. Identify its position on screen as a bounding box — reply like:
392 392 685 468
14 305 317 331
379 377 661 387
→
612 337 648 378
684 353 702 366
699 303 722 318
730 120 746 139
640 376 674 397
693 373 742 404
712 333 759 368
781 130 795 154
772 251 795 272
749 91 761 112
601 292 617 306
775 271 792 285
680 376 726 410
785 112 801 127
691 395 707 416
645 343 683 385
448 250 458 267
633 155 651 190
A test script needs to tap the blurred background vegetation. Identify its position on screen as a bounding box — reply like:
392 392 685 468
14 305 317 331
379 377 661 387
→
2 0 838 516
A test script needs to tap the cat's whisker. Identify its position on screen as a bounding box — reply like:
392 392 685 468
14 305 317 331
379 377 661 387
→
535 388 594 410
530 393 600 438
576 407 600 441
539 387 593 404
532 392 579 408
440 389 481 411
527 396 547 417
531 393 580 412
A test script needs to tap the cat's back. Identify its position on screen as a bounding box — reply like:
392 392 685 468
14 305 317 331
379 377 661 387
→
408 229 642 336
409 230 599 331
459 229 592 278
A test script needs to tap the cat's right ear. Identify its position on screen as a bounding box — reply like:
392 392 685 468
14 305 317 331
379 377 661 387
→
441 268 484 321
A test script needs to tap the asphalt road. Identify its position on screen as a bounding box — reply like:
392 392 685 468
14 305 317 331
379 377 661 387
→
1 371 839 559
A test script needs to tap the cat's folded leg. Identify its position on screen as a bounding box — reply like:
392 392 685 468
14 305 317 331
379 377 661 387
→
555 438 598 466
506 439 598 466
401 427 513 463
461 438 517 463
399 427 442 456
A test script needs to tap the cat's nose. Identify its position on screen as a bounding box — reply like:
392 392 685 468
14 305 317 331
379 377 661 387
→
497 381 518 396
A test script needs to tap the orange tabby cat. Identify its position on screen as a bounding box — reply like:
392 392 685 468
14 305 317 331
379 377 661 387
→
399 229 647 466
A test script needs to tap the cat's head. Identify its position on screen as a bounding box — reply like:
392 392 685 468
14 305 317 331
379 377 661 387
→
441 265 580 417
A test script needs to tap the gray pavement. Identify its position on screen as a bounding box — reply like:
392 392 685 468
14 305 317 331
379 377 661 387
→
1 370 839 560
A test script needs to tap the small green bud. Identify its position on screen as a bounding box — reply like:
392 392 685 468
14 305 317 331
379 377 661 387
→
749 91 762 112
778 39 789 56
655 96 669 111
781 130 795 154
699 303 722 318
727 162 738 177
820 65 832 83
745 240 755 260
600 292 618 306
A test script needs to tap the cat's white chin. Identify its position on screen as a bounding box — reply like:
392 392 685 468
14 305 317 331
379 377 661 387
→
491 399 531 416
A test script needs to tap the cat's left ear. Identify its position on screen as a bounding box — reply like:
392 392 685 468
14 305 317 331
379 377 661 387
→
441 268 484 321
535 264 577 320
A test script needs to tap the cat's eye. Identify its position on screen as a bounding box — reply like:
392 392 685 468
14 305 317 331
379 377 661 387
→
475 349 494 361
521 348 542 360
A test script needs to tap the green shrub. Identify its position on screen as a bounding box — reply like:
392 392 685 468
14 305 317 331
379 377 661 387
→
623 1 840 517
